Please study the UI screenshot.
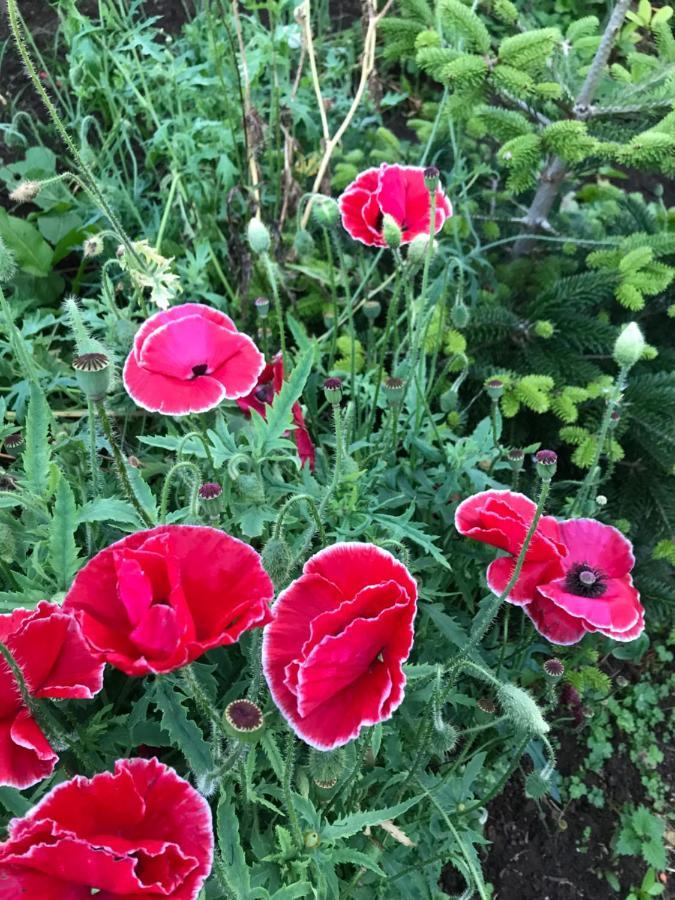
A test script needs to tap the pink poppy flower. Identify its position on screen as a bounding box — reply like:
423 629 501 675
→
0 602 104 789
338 163 452 247
64 525 274 676
236 352 315 470
262 543 417 749
123 303 265 416
455 490 644 646
0 757 213 898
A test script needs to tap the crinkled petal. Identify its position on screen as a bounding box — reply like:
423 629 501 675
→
556 518 635 577
302 542 417 606
539 575 641 633
523 593 589 646
486 555 564 606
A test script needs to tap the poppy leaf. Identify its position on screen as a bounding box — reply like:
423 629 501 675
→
321 794 423 841
48 470 79 590
152 679 214 776
217 792 252 896
24 382 51 498
259 346 314 454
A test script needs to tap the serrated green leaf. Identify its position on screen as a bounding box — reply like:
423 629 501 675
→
269 884 313 899
49 472 79 589
259 347 314 455
152 680 213 775
217 793 251 898
0 786 32 817
330 848 385 876
321 794 423 841
76 497 143 528
24 383 51 497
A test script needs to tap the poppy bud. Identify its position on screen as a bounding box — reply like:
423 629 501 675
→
83 235 104 258
498 683 550 737
323 376 342 405
312 196 339 228
255 296 270 319
441 386 459 412
534 449 557 481
431 722 458 755
303 830 321 849
407 233 431 265
9 180 41 204
72 352 112 401
485 378 504 401
261 536 292 587
451 302 470 328
382 213 402 249
363 300 381 321
613 322 645 370
383 376 405 406
508 448 524 471
294 229 315 258
308 746 346 784
247 218 271 254
424 165 440 191
525 771 550 800
222 699 265 744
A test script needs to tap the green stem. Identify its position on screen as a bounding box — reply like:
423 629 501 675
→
273 494 326 545
282 730 304 850
181 665 229 743
160 461 202 522
324 228 339 369
460 735 530 815
96 403 153 527
366 270 405 437
318 404 344 520
262 253 286 371
86 400 100 500
177 431 215 468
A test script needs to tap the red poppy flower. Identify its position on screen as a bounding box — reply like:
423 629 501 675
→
0 757 213 899
64 525 274 676
123 303 265 416
262 543 417 749
236 352 315 470
0 602 104 789
338 164 452 247
455 490 644 645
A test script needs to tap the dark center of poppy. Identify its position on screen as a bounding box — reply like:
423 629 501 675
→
564 563 607 598
254 383 274 404
375 210 384 233
191 363 208 378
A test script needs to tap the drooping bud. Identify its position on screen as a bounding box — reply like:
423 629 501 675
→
382 213 402 249
407 233 431 265
451 302 470 328
363 300 381 321
254 296 270 319
9 180 41 204
498 683 550 737
312 196 339 228
72 352 112 401
424 165 440 191
441 386 459 412
525 771 550 800
308 747 346 784
222 699 264 744
0 239 17 284
247 218 271 254
323 377 343 405
293 229 315 258
613 322 645 370
485 378 504 401
383 376 405 406
261 536 292 588
534 449 557 481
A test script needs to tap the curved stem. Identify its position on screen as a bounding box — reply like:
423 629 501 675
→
274 493 326 545
160 461 202 523
96 403 153 527
177 431 215 468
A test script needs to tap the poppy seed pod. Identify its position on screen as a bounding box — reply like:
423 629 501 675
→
613 322 645 370
254 296 270 319
485 378 504 401
247 217 272 254
222 699 265 744
534 449 557 481
72 352 112 401
424 165 440 191
323 377 343 405
308 747 346 784
363 300 381 321
383 376 405 406
508 448 524 471
498 683 550 737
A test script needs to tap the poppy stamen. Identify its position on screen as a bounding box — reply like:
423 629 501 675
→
565 563 607 598
191 363 209 378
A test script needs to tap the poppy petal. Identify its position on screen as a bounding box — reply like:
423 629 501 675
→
556 518 635 577
538 575 642 633
523 593 589 646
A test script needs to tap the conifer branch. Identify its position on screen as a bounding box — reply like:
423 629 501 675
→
513 0 632 256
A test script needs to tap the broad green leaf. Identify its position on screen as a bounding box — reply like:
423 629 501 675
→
152 680 213 776
259 347 314 454
0 786 32 817
76 497 143 528
329 848 385 877
0 208 52 276
24 383 51 497
217 793 251 898
49 472 79 589
321 794 423 841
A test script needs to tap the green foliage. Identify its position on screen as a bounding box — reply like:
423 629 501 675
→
615 806 667 871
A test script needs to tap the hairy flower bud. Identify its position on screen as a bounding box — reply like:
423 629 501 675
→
382 213 402 249
498 683 550 737
294 228 315 258
247 218 271 254
534 320 554 339
407 233 431 265
451 302 470 329
83 235 104 258
9 180 41 204
613 322 645 370
312 196 339 228
525 771 550 800
261 537 292 588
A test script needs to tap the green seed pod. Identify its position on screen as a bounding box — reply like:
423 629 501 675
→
363 300 381 321
383 376 405 406
312 777 338 799
308 746 346 784
323 377 343 405
222 699 265 744
247 217 271 254
525 771 550 800
73 352 112 401
498 683 550 737
485 378 504 400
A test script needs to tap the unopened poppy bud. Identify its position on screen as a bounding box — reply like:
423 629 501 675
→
222 699 264 744
508 448 524 471
323 309 335 330
9 180 41 204
613 322 645 370
382 213 402 249
83 235 104 258
261 536 292 587
363 300 381 321
303 830 321 849
254 296 270 319
543 658 564 680
312 196 339 228
294 228 315 257
323 376 342 405
198 482 222 501
534 449 557 481
424 165 440 191
0 239 17 284
534 319 554 339
498 683 550 737
383 376 405 406
308 747 346 784
72 352 112 401
247 217 271 254
407 233 430 265
441 386 459 412
525 771 550 800
485 378 504 401
312 777 337 799
451 302 470 329
3 432 23 453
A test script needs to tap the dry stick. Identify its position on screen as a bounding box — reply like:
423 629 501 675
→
300 0 393 229
231 0 262 216
513 0 632 257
